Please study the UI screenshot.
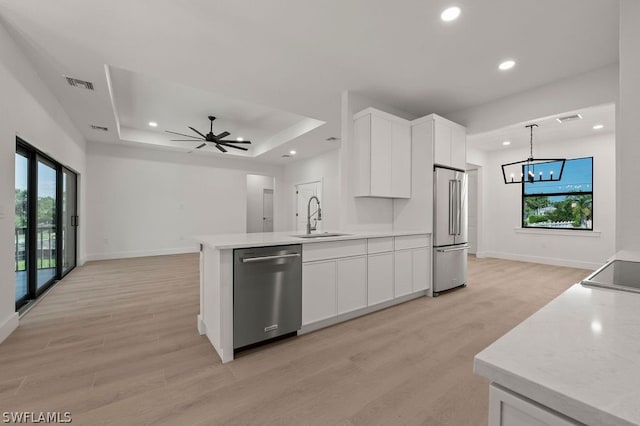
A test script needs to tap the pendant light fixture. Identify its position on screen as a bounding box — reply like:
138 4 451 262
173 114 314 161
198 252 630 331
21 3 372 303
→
501 124 566 184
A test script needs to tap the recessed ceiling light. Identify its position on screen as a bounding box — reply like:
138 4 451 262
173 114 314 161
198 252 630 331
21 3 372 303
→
593 124 604 130
502 141 511 146
440 6 461 22
498 60 516 71
236 137 244 142
289 150 297 155
148 121 158 127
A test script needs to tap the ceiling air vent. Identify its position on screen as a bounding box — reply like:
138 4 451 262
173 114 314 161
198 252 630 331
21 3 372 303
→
64 76 94 90
556 113 583 124
90 125 108 131
326 136 340 142
281 154 291 158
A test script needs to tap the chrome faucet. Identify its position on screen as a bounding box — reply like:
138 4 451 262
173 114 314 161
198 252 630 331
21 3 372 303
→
306 196 322 235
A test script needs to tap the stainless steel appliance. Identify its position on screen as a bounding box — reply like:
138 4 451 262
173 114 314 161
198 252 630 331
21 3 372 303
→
581 259 640 294
433 166 468 295
233 244 302 349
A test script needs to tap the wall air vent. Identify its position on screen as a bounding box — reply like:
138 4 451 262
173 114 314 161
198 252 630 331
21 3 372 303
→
64 76 94 90
556 114 583 124
90 125 108 131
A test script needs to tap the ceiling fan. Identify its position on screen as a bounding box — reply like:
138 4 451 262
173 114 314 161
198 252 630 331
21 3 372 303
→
166 115 251 153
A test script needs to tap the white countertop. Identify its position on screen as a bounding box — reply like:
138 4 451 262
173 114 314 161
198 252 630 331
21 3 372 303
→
474 282 640 426
193 230 430 250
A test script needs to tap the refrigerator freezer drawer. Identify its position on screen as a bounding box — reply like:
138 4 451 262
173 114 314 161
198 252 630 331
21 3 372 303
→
433 245 468 294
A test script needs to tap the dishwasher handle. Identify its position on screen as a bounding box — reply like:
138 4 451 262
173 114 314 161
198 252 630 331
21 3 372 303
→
436 245 469 253
241 253 301 263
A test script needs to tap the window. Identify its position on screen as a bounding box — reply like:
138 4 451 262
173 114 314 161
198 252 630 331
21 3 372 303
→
522 157 593 230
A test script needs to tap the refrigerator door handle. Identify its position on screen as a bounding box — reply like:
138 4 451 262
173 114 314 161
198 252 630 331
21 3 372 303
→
456 179 462 235
449 180 455 235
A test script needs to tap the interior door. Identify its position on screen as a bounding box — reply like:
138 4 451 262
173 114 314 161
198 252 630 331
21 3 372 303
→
262 189 274 232
295 181 322 233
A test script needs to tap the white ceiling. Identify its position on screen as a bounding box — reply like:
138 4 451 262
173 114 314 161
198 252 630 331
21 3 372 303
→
468 103 615 152
0 0 620 163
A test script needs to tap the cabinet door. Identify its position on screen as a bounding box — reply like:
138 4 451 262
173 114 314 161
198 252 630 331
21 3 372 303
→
302 261 337 325
433 120 452 166
450 125 467 170
337 256 367 314
367 252 394 305
412 247 430 291
394 250 413 297
391 122 411 198
370 116 393 197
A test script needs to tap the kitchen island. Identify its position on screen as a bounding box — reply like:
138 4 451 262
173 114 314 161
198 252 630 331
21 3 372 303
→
195 230 432 363
474 256 640 425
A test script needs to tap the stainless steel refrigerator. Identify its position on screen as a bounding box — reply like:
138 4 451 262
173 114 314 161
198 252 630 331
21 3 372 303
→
433 166 468 296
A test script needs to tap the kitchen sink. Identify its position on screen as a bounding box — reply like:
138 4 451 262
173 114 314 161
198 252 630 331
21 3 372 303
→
291 233 351 239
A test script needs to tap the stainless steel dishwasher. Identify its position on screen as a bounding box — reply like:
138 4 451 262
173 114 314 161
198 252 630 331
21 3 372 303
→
233 244 302 350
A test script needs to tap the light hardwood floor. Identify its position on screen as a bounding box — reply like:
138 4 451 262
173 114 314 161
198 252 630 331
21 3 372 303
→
0 255 589 425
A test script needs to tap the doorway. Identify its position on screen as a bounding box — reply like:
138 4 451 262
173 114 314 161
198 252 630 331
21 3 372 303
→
466 168 478 255
295 180 322 233
246 174 275 233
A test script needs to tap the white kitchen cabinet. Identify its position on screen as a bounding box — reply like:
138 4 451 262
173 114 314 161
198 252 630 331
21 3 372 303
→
394 246 431 296
302 260 337 325
394 250 413 297
367 252 394 305
337 256 367 314
353 108 411 198
489 384 579 426
432 115 466 169
412 247 430 291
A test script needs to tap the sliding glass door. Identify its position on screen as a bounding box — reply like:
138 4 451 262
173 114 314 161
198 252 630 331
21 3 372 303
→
15 138 78 309
14 150 29 306
61 168 77 276
36 157 57 290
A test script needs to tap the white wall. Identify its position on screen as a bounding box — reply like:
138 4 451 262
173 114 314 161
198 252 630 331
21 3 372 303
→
340 90 418 231
85 143 283 260
473 133 615 270
279 148 340 231
246 174 274 233
446 64 619 135
616 1 640 252
0 22 87 343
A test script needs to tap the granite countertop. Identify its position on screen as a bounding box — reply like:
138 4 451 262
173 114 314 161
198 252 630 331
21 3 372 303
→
474 280 640 426
193 230 430 250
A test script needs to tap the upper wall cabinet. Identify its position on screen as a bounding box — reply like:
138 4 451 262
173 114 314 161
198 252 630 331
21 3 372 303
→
353 108 411 198
431 115 467 170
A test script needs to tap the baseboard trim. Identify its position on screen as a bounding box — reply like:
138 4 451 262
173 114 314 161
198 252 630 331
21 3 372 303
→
86 246 199 261
479 251 601 270
0 313 19 344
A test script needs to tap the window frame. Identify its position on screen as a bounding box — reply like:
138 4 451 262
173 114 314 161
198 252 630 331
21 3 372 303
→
521 156 594 231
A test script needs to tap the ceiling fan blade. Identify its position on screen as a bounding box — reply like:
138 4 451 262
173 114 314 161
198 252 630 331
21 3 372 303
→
166 130 202 139
171 139 206 142
218 142 248 151
195 143 207 149
218 139 251 144
215 144 227 153
189 126 208 139
215 131 230 139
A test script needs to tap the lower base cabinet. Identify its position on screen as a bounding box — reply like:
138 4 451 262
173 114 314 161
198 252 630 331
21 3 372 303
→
394 247 431 296
489 384 579 426
302 260 337 325
337 256 367 314
412 247 430 291
367 252 394 305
